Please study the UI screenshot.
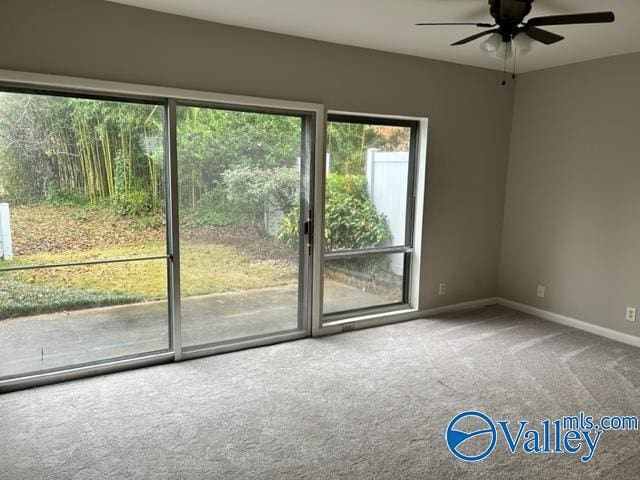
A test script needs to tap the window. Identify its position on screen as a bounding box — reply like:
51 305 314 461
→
322 114 418 321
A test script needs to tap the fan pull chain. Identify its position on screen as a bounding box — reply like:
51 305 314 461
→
501 46 508 86
512 47 517 80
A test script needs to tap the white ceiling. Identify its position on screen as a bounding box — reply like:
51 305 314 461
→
108 0 640 72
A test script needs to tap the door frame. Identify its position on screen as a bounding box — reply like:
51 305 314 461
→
172 99 320 361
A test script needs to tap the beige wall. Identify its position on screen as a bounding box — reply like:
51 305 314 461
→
0 0 514 310
500 52 640 336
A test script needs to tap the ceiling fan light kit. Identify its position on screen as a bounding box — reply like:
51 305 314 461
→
416 0 615 82
481 32 533 59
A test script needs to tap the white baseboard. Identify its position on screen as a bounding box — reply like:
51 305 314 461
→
372 296 640 350
319 297 500 336
497 298 640 349
421 297 500 317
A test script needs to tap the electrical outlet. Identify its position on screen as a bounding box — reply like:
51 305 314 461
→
626 307 637 323
438 283 446 296
537 285 546 298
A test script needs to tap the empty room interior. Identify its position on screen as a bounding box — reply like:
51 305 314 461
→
1 0 640 478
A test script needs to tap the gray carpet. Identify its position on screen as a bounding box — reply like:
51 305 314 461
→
2 305 640 479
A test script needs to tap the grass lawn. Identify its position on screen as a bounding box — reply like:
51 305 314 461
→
0 243 296 319
0 278 142 320
0 206 298 319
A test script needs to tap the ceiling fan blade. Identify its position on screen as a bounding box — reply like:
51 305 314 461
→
451 29 499 46
527 11 615 27
415 22 494 27
524 26 565 45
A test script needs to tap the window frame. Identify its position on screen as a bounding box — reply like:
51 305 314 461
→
172 100 315 356
313 110 429 330
321 113 420 323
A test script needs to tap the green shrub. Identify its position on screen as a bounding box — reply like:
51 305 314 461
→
0 153 46 204
324 173 391 250
44 181 86 207
223 166 299 234
194 187 237 227
115 187 152 216
277 207 299 247
278 173 390 250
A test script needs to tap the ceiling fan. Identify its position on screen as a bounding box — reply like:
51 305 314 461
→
416 0 615 53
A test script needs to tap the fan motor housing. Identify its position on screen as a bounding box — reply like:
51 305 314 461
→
489 0 534 41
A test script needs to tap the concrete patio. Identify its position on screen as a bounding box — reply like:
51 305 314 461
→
0 280 392 378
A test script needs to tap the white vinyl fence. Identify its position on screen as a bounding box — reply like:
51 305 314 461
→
0 203 13 260
366 148 409 275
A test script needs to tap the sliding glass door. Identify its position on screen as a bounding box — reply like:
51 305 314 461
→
176 104 312 350
0 74 423 391
322 114 418 322
0 87 316 386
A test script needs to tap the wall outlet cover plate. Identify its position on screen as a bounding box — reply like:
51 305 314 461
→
626 307 637 323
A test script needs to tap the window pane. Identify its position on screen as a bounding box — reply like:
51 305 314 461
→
325 121 411 250
323 252 405 316
0 92 167 261
176 106 304 347
0 260 169 379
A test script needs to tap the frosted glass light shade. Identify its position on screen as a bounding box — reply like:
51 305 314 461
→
513 32 536 56
479 33 502 55
497 40 513 60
